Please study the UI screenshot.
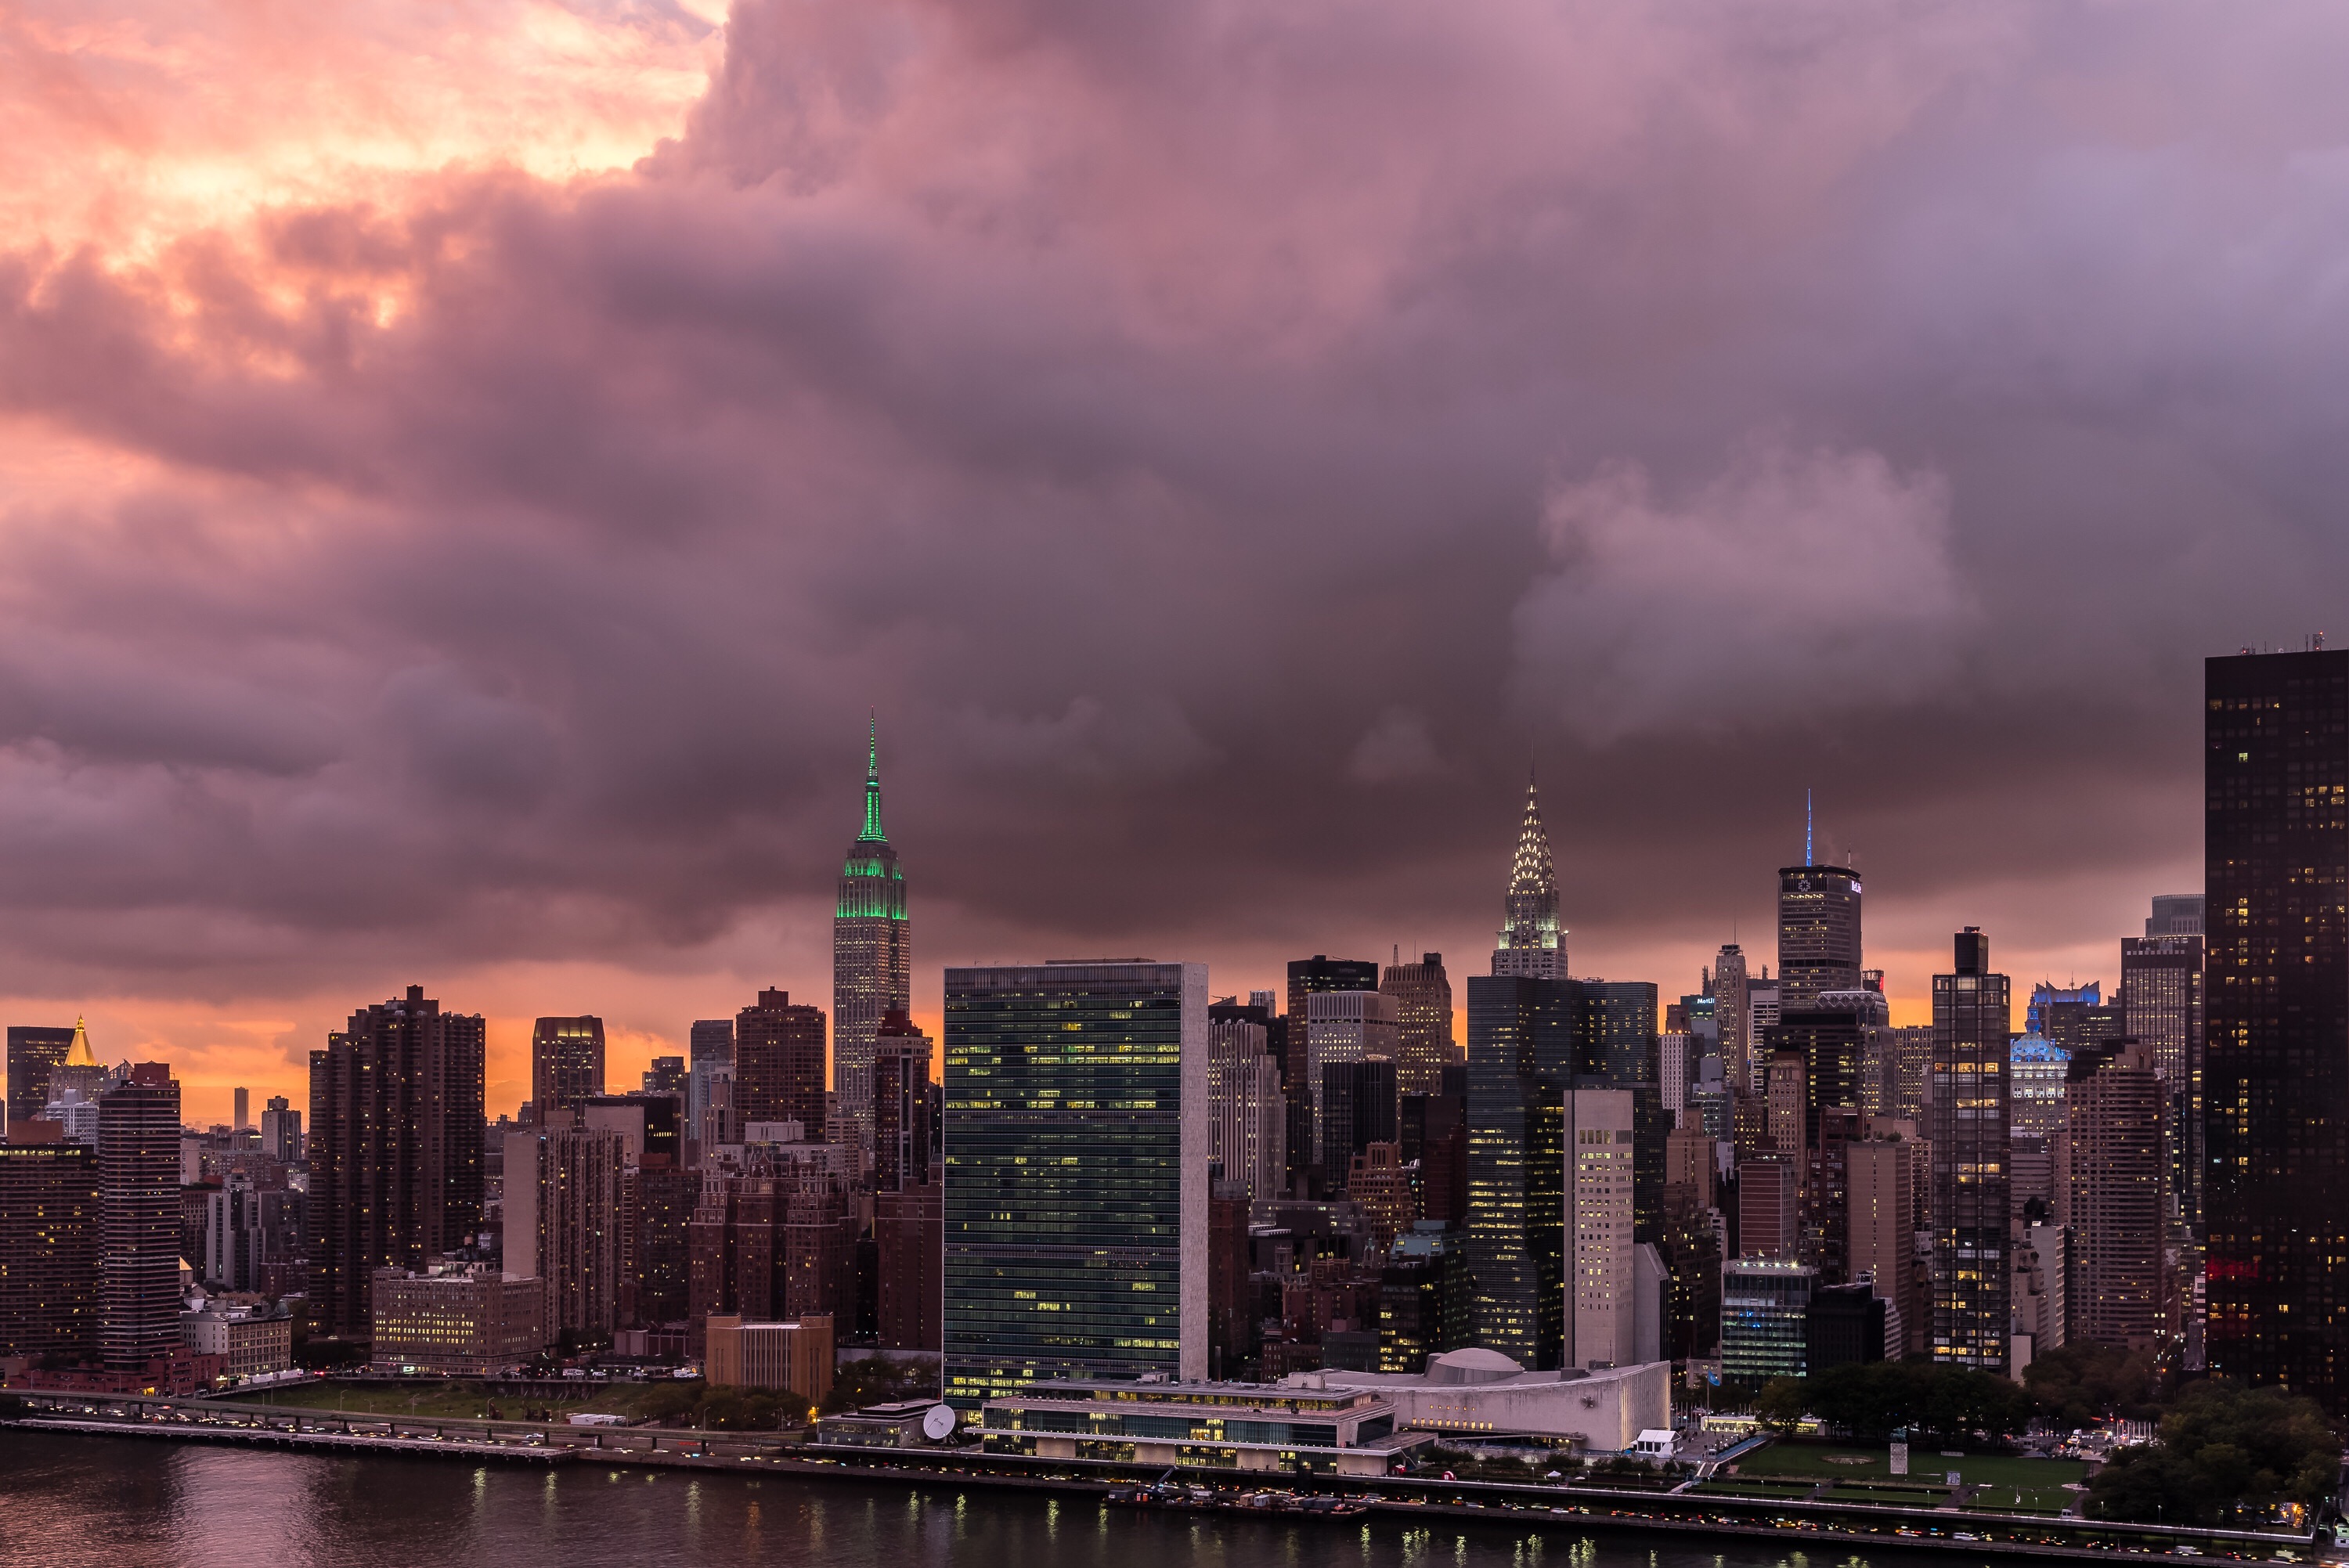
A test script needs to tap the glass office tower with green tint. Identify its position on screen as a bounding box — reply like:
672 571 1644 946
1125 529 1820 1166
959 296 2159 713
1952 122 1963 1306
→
944 961 1207 1405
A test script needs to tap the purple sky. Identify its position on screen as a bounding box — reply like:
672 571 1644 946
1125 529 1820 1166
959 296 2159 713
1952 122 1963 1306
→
2 0 2342 1119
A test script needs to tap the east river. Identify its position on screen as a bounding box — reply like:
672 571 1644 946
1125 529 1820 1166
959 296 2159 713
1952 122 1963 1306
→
0 1430 1959 1568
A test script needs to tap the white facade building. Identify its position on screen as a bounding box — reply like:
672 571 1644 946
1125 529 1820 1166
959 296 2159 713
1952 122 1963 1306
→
1658 1032 1691 1124
1297 1348 1672 1453
1568 1088 1639 1368
1208 1012 1286 1199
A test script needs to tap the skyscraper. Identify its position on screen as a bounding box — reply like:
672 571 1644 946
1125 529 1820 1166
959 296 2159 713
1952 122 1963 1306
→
0 1140 98 1359
734 989 828 1140
6 1023 76 1133
2122 925 2206 1244
2068 1041 2170 1353
1284 956 1379 1083
1205 1000 1285 1200
1777 863 1863 1008
1322 1057 1399 1189
259 1095 301 1162
871 1011 934 1192
834 719 911 1151
530 1017 606 1121
1847 1136 1918 1354
2149 893 2206 936
98 1062 182 1371
2043 996 2125 1056
1304 989 1398 1166
688 1018 734 1154
1467 972 1572 1367
1745 976 1782 1095
1887 1024 1933 1124
2026 980 2102 1038
1493 775 1569 980
1714 944 1751 1104
308 986 488 1343
1567 1087 1639 1368
1381 951 1457 1097
1929 928 2011 1373
942 961 1207 1401
2206 649 2349 1408
505 1124 626 1348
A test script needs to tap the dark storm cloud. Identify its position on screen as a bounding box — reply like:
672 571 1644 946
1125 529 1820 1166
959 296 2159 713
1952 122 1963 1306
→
2 0 2347 1004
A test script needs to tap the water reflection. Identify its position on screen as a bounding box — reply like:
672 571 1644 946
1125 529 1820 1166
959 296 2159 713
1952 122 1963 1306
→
0 1433 1961 1568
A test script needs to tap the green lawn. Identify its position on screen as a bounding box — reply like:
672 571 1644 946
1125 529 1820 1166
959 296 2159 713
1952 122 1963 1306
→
227 1379 680 1423
1731 1443 1896 1479
1733 1442 2084 1494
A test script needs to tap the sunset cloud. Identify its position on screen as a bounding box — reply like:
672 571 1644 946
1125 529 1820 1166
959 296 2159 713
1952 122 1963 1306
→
2 0 2343 1117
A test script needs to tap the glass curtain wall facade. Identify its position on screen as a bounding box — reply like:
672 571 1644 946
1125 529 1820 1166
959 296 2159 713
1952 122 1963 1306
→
1777 865 1863 1008
1466 975 1573 1368
5 1025 75 1132
2206 650 2349 1409
1929 930 2011 1373
943 961 1207 1404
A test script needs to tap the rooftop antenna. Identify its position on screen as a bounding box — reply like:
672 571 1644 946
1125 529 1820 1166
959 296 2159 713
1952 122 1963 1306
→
1806 789 1813 864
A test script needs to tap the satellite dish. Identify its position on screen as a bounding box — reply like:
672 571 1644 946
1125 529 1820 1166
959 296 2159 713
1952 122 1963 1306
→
921 1404 958 1442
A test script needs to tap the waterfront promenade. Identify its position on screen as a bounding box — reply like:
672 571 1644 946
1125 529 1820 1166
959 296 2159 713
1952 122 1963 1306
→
4 1389 2326 1564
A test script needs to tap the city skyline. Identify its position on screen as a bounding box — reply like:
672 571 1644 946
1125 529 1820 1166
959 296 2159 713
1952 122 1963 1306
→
0 739 2213 1126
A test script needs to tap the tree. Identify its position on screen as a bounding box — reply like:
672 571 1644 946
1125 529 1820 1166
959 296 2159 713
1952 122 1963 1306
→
1754 1377 1807 1433
2024 1342 2159 1429
1803 1359 2032 1446
2087 1380 2339 1526
637 1382 702 1426
821 1356 940 1415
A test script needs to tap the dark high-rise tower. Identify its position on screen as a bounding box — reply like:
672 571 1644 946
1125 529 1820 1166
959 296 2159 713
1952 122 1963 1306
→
0 1140 98 1358
308 986 488 1342
834 719 910 1151
1929 928 2011 1372
871 1011 935 1192
1493 776 1569 980
1466 974 1571 1368
6 1024 76 1132
98 1062 182 1371
735 989 828 1139
1777 863 1863 1009
2206 649 2349 1408
530 1016 606 1121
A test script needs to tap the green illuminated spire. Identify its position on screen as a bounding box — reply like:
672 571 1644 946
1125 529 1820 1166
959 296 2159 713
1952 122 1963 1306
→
858 711 888 844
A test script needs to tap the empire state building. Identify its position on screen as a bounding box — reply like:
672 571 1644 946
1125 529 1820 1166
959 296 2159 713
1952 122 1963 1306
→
1492 774 1569 980
834 719 910 1149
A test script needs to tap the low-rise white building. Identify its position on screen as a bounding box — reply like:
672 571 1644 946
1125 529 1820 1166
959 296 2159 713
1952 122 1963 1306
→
977 1379 1431 1477
181 1298 294 1380
1286 1347 1672 1452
